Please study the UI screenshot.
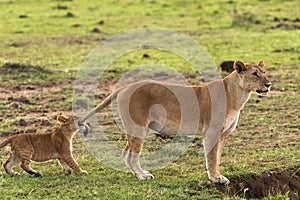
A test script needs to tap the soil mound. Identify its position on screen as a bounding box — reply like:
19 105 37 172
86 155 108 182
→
216 165 300 199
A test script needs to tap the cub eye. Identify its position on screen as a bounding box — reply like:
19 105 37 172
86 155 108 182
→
253 72 260 77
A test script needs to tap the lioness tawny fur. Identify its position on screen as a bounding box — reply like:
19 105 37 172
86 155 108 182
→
78 60 271 184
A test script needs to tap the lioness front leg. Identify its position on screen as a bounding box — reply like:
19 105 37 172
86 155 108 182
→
217 130 231 167
204 139 230 184
122 135 154 180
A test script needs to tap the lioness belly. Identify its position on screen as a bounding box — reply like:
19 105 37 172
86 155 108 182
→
148 120 202 136
148 121 179 136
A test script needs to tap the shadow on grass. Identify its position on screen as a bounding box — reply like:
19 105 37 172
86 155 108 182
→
0 62 74 86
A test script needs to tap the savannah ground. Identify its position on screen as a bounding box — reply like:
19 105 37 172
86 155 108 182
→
0 0 299 199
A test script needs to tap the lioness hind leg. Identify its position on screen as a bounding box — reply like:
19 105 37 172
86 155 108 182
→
118 94 153 180
3 152 20 175
122 134 154 180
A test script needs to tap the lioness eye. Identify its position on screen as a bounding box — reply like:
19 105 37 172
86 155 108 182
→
253 72 260 77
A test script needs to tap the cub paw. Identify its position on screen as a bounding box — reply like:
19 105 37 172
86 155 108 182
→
34 172 43 177
63 169 72 175
76 170 88 175
8 172 20 176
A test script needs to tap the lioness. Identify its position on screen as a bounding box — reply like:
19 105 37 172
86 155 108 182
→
78 60 271 184
0 115 87 176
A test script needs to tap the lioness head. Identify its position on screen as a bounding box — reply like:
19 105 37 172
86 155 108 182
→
234 60 271 94
57 115 77 135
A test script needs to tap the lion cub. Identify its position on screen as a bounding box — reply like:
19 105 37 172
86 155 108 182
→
0 115 87 176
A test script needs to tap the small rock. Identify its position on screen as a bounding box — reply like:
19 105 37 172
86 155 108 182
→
142 53 151 58
273 17 280 22
8 102 21 109
13 118 27 126
293 18 300 22
40 120 52 126
65 12 75 18
19 15 28 18
91 27 102 33
98 20 105 25
71 24 81 27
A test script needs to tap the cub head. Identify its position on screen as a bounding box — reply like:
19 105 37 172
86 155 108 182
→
234 60 272 94
57 114 91 137
57 115 77 135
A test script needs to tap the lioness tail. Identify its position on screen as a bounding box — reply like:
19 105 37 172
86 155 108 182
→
78 86 124 125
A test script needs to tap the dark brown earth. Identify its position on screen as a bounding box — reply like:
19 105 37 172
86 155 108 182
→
215 165 300 199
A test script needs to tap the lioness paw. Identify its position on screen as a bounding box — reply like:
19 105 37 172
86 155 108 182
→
210 175 230 185
136 171 154 181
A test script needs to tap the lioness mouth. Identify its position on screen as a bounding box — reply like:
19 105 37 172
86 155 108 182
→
256 89 269 94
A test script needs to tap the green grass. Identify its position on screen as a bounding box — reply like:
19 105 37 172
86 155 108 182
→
0 0 299 199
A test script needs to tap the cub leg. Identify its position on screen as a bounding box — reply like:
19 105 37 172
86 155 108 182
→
3 151 20 175
61 154 87 175
15 148 41 176
122 134 153 180
204 138 229 184
20 157 42 177
58 159 72 174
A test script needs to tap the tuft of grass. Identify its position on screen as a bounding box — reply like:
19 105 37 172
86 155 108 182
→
64 12 75 18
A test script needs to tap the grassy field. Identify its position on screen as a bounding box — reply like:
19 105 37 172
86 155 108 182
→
0 0 299 199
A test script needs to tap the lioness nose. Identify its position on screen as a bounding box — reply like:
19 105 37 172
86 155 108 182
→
264 83 272 88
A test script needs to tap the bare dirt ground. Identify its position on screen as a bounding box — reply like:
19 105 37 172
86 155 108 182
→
0 63 75 136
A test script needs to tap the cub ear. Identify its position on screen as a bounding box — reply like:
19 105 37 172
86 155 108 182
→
234 60 247 73
258 60 265 68
57 115 68 124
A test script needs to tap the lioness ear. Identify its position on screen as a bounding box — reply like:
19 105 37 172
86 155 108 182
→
57 115 68 124
234 60 247 73
258 60 265 68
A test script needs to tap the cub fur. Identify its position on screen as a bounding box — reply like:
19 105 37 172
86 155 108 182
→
78 60 271 184
0 115 86 176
